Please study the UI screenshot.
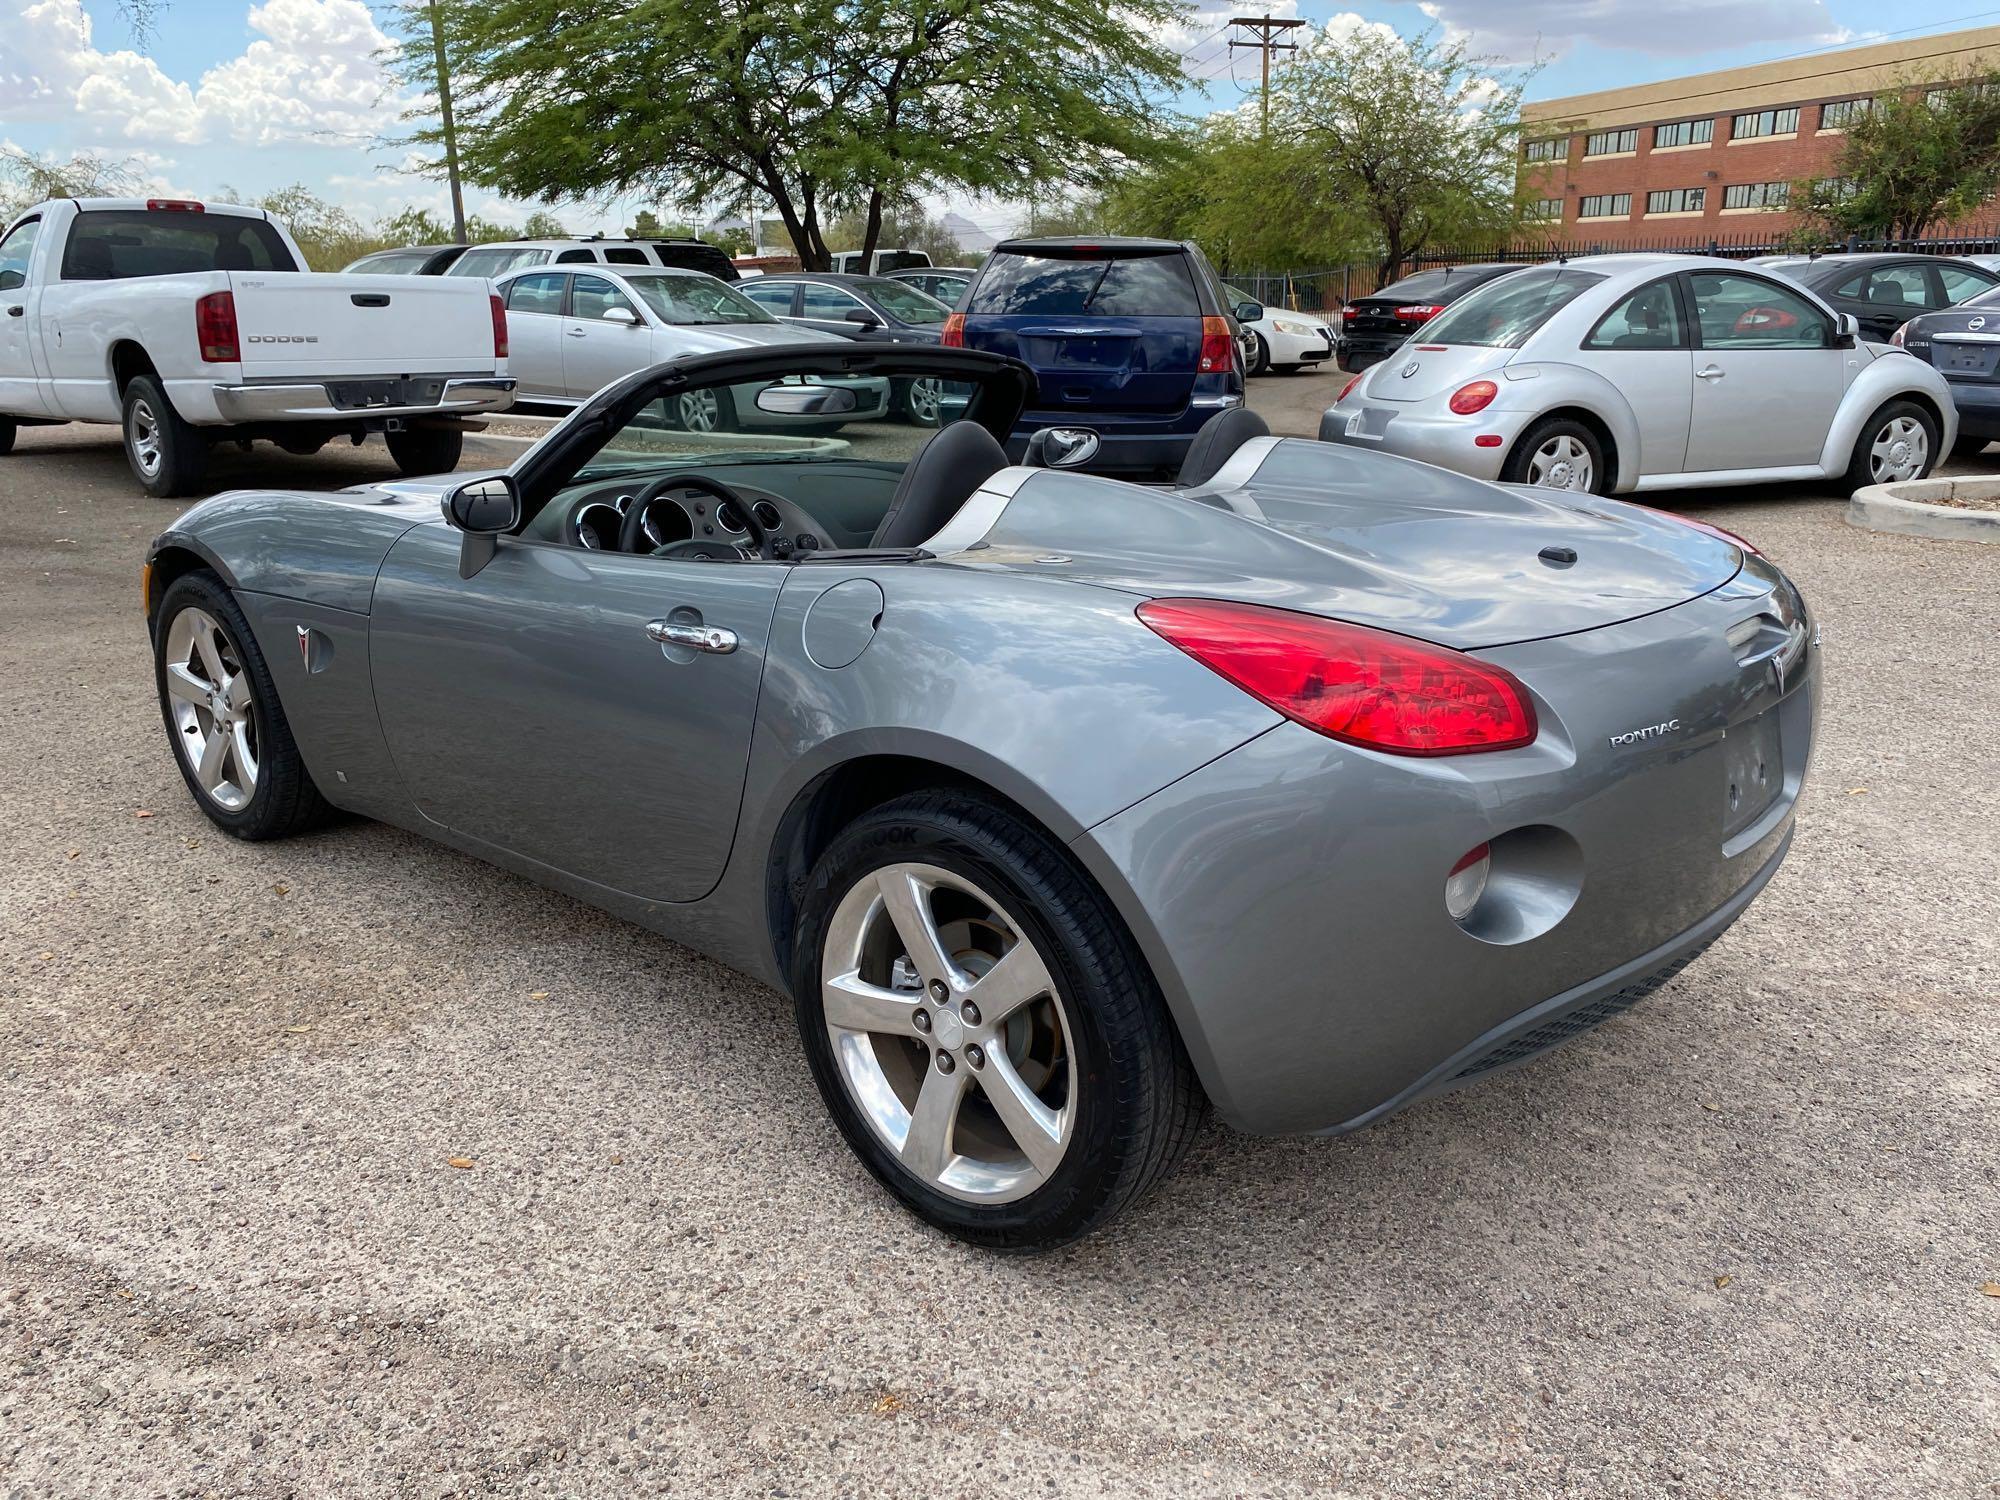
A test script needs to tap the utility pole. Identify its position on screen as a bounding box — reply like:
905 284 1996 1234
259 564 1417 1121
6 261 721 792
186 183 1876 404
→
427 0 468 244
1228 14 1304 137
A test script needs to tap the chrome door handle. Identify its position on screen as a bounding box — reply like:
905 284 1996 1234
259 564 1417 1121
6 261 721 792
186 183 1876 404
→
1695 365 1726 380
647 618 737 654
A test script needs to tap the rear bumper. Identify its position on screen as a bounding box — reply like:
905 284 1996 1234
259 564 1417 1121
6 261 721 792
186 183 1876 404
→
1945 378 2000 437
1318 399 1536 483
206 375 516 424
1072 563 1818 1135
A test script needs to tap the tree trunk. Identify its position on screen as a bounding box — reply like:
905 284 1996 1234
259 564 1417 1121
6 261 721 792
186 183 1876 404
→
859 189 886 271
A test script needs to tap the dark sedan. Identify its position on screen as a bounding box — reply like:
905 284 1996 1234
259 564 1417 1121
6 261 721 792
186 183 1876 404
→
1885 283 2000 458
1340 263 1524 370
340 243 472 275
888 267 977 305
1754 253 2000 345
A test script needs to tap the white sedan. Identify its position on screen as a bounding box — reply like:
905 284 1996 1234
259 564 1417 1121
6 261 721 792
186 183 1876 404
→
1226 286 1337 375
493 265 889 428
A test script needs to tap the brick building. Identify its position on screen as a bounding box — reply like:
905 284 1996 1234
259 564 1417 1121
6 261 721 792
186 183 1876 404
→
1519 26 2000 245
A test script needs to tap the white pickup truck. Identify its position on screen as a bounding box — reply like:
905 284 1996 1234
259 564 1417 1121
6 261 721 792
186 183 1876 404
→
0 198 515 496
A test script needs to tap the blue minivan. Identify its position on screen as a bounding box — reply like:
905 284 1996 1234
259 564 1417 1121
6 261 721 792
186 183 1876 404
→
942 236 1245 472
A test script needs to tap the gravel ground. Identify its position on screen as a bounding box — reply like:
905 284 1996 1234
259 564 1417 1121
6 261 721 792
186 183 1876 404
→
2 390 1996 1499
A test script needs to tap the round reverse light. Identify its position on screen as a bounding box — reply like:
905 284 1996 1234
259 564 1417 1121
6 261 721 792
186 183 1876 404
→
1444 842 1491 922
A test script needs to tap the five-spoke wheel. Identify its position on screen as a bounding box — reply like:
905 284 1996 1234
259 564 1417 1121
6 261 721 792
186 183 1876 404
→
162 606 260 811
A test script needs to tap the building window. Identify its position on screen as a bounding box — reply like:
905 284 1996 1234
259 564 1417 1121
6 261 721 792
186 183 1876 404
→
1820 98 1873 129
1578 193 1632 218
1523 137 1565 163
1814 176 1858 202
1646 187 1707 214
1583 128 1638 156
1730 107 1800 140
1929 81 1997 107
1722 181 1791 210
1527 198 1564 221
1654 118 1714 148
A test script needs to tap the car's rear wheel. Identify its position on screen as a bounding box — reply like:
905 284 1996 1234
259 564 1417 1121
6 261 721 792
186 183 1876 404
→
898 376 944 427
152 570 333 840
791 791 1203 1250
1845 400 1937 491
1503 416 1607 495
123 376 209 498
1952 434 1989 462
668 387 735 434
385 425 464 476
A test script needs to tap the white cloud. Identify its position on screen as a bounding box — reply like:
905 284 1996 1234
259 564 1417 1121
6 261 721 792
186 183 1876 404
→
1410 0 1846 64
0 0 394 147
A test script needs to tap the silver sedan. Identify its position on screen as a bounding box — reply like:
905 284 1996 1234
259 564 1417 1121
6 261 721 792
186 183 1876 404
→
1320 253 1956 496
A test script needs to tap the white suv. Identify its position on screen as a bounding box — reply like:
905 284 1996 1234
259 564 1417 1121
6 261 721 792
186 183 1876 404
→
446 238 738 281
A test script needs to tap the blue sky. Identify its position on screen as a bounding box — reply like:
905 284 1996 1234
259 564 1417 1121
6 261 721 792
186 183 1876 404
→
5 0 1997 242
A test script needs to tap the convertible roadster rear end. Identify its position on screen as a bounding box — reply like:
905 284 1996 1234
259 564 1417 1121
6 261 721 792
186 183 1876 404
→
143 345 1816 1248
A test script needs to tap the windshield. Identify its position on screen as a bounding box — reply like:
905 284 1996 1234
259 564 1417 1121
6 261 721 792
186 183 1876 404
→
448 246 552 277
858 278 949 324
1417 267 1608 347
622 273 774 325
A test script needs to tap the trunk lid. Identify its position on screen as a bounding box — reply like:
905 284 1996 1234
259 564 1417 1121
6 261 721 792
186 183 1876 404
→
1361 343 1512 402
967 315 1198 414
959 440 1742 650
227 272 499 377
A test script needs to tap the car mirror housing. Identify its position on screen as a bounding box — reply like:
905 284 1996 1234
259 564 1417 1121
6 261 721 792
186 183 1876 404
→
1235 301 1264 323
1835 311 1860 348
844 308 882 327
1024 426 1102 470
602 306 640 326
442 474 521 578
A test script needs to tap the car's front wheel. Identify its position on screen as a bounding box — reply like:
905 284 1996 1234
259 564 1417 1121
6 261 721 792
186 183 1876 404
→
791 791 1202 1250
1844 400 1939 490
1503 416 1608 494
153 570 333 840
1247 334 1271 376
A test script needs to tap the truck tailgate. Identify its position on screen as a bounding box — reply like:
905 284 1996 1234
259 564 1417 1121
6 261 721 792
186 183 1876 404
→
227 273 497 377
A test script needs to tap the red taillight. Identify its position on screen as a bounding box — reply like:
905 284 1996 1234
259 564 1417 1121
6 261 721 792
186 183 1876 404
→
490 293 508 359
1198 315 1235 374
1394 303 1445 322
147 198 204 212
196 290 238 362
1137 598 1538 757
1890 321 1909 347
1341 306 1359 323
1448 380 1498 415
940 311 965 348
1336 370 1365 403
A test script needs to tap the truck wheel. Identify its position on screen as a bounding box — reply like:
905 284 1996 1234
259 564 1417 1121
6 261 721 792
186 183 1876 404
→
385 425 464 476
123 376 209 498
791 790 1204 1250
0 416 15 455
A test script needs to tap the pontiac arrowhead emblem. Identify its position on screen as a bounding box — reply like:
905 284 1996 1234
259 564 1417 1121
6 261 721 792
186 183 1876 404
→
296 625 310 668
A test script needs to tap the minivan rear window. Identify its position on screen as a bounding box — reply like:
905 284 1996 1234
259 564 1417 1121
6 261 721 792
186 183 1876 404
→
61 210 297 280
1416 267 1608 348
970 251 1200 317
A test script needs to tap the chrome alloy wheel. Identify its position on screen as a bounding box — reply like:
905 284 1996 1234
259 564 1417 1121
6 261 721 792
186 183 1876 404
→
905 377 943 426
129 397 164 479
162 607 259 811
676 389 724 433
1524 433 1593 491
821 863 1077 1204
1868 415 1929 483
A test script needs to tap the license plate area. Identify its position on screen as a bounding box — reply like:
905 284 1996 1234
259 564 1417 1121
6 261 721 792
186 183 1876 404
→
1720 712 1782 839
1939 344 1996 375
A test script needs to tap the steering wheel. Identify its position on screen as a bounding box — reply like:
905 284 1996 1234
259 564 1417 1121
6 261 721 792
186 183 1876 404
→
616 473 776 560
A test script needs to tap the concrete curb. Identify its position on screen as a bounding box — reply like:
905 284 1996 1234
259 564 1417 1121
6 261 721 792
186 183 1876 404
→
1847 478 2000 544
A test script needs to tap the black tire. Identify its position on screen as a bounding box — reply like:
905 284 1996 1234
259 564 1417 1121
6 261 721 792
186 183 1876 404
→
1247 333 1271 376
152 570 334 841
1843 399 1940 494
1952 433 1989 462
385 424 464 476
122 375 209 498
0 416 15 455
790 790 1204 1250
1502 414 1610 495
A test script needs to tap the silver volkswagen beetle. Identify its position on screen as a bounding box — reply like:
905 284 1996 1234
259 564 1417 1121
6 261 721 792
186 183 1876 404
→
1320 253 1955 496
144 345 1818 1249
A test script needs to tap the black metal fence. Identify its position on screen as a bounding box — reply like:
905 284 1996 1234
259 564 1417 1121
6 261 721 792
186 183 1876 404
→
1229 225 2000 313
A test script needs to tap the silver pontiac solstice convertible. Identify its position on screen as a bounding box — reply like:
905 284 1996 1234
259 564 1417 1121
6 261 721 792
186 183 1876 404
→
145 345 1819 1248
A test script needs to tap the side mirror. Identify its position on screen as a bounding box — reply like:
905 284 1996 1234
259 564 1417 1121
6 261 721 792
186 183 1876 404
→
442 474 521 578
844 308 882 328
1235 301 1264 323
602 305 640 326
754 382 859 416
0 269 22 293
1836 311 1861 348
1024 427 1102 470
